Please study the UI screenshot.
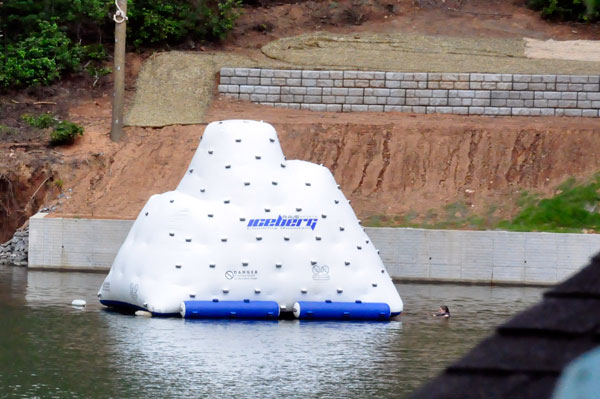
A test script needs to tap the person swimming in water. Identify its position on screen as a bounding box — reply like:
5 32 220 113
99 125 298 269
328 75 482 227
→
432 305 450 318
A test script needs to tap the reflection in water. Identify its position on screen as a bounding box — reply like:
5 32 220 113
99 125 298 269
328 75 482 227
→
0 266 546 398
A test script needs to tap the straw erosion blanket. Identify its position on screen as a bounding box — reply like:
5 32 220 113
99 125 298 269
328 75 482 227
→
262 32 600 74
125 52 287 127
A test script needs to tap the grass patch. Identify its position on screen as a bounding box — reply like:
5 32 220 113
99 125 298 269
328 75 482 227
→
362 174 600 233
498 175 600 233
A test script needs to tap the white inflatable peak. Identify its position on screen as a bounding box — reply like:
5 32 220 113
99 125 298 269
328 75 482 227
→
98 120 403 317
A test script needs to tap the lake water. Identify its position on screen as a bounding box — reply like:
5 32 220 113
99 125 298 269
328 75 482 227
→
0 266 546 398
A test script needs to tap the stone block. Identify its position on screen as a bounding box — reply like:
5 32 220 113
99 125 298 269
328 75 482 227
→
564 109 583 116
430 98 448 106
414 73 428 81
306 87 322 95
322 95 336 104
293 95 304 102
469 82 483 90
512 108 531 116
528 83 546 91
519 91 534 99
386 72 404 80
272 70 291 78
220 67 234 76
498 107 511 115
281 94 294 102
571 75 590 83
386 80 401 88
371 80 385 88
491 91 510 99
441 73 459 81
384 105 403 112
567 83 584 91
327 104 342 112
254 86 269 94
447 97 460 106
578 100 592 108
239 94 250 101
454 82 470 89
472 99 490 107
556 75 570 83
288 103 300 110
418 98 431 105
583 84 600 91
304 95 321 103
415 89 432 97
471 73 485 81
265 94 280 102
239 85 254 94
373 88 391 96
400 81 418 88
558 100 577 108
302 79 317 87
556 83 569 91
588 93 600 100
484 74 502 82
259 78 271 85
220 77 231 84
514 74 532 83
582 109 599 117
544 92 562 100
290 87 307 95
330 71 343 79
482 82 498 90
355 79 370 87
322 88 332 95
405 98 419 105
534 99 548 107
452 107 469 115
368 105 384 111
272 78 286 86
540 108 555 116
302 70 320 79
346 96 363 104
351 105 369 111
429 73 442 81
469 107 484 115
390 89 406 97
332 87 348 95
260 69 274 77
364 96 377 104
484 107 500 115
335 96 346 103
227 85 240 93
440 82 455 89
348 88 364 96
475 91 491 99
250 94 267 102
308 104 327 111
316 79 334 87
412 106 427 113
217 84 228 93
248 77 260 85
248 69 261 77
317 71 330 79
333 79 344 87
387 97 405 105
357 71 374 79
491 99 507 107
343 71 358 79
231 77 248 85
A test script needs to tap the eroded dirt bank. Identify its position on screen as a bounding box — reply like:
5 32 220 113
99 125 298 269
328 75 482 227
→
39 98 600 227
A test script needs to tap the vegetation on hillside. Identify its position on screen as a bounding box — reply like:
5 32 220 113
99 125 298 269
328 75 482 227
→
527 0 600 21
0 0 242 90
364 174 600 233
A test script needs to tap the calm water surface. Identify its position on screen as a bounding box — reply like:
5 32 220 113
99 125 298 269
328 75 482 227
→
0 266 545 398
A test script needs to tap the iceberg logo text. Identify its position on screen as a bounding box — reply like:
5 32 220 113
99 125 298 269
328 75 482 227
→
247 215 318 230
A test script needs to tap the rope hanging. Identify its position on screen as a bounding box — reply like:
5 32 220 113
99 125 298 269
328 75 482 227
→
113 0 128 24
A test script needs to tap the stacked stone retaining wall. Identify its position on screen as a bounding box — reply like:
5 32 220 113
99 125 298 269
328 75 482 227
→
218 68 600 117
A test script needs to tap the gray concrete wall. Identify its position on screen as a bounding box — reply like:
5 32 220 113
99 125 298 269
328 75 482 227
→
367 227 600 285
28 213 132 271
28 214 600 284
218 68 600 117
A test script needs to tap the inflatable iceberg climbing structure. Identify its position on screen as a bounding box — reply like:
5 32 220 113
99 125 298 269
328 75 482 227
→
98 120 403 320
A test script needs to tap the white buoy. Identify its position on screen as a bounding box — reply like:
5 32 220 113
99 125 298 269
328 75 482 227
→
134 310 152 317
71 299 86 307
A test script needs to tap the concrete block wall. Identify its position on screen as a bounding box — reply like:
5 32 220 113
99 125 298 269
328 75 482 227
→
218 68 600 117
368 228 600 285
28 214 600 285
28 213 132 271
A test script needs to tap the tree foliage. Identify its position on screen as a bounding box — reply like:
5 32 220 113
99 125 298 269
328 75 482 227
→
527 0 600 21
0 0 243 90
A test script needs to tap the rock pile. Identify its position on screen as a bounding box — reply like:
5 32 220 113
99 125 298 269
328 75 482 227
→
0 227 28 266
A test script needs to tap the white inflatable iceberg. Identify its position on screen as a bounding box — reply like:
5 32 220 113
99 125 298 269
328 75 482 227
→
98 120 403 320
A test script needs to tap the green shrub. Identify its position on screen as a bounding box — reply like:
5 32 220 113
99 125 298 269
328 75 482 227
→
50 121 84 145
0 21 81 89
527 0 599 21
21 113 57 129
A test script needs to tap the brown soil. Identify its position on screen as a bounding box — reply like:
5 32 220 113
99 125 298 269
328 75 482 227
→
1 0 600 239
